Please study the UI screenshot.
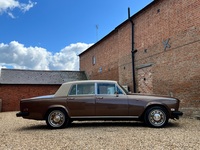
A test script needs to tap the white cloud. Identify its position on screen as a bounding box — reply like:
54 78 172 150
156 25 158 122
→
20 0 36 12
0 0 36 18
7 12 16 18
0 41 93 71
49 43 93 70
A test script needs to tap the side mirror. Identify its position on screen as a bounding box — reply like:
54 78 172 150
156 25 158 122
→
115 91 119 97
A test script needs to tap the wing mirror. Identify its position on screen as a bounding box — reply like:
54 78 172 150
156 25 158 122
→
115 91 119 97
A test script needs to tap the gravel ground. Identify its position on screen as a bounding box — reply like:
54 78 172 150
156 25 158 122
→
0 112 200 150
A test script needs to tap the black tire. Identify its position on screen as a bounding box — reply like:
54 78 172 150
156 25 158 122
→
46 109 69 129
144 106 169 128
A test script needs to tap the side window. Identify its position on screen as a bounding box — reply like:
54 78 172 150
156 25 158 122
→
97 83 116 94
69 85 76 95
69 84 95 95
77 83 95 95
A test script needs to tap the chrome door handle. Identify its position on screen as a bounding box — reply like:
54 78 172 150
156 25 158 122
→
96 97 103 99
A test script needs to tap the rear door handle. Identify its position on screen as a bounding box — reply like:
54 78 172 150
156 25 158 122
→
96 97 103 99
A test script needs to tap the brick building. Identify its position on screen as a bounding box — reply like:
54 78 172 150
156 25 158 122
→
0 69 87 111
79 0 200 116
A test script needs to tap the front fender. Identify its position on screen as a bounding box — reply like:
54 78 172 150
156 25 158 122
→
145 102 170 114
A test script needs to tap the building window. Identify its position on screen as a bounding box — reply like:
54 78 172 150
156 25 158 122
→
92 56 96 65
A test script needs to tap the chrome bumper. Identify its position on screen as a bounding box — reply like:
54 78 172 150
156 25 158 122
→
16 112 29 117
172 111 183 119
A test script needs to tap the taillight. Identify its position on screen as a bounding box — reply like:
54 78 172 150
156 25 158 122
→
23 108 29 112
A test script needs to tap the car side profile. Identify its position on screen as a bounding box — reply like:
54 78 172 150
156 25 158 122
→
16 80 183 128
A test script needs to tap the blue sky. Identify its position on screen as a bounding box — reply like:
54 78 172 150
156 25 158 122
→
0 0 153 70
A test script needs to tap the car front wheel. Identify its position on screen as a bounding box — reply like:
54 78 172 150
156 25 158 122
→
144 106 169 128
46 109 68 129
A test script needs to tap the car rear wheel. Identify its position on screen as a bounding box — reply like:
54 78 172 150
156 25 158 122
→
46 109 69 129
144 106 169 128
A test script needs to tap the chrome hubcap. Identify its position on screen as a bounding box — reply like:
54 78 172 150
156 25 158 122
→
53 115 61 123
148 109 166 126
48 110 65 127
153 113 161 121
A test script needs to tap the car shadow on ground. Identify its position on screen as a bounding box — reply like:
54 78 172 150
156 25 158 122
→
15 120 181 131
16 124 49 131
70 121 146 128
70 120 181 129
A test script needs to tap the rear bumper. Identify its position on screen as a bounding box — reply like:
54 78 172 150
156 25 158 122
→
16 112 29 117
171 111 183 119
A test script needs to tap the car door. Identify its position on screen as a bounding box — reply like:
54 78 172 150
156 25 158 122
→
95 83 128 116
67 83 95 117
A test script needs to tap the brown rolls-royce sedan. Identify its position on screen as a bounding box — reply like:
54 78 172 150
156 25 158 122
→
16 80 183 129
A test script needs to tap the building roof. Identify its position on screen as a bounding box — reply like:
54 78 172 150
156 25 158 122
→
0 68 87 85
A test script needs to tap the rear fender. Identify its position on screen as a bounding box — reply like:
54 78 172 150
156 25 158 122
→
45 105 70 118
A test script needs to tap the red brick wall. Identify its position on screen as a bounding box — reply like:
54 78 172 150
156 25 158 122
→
80 31 120 81
133 0 200 112
0 85 60 112
80 0 200 115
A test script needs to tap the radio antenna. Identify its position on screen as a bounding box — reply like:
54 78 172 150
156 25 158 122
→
96 24 99 41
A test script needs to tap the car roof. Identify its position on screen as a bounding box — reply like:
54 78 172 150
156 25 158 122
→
62 80 118 85
54 80 119 97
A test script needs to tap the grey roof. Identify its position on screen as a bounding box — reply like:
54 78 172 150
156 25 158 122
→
0 69 87 84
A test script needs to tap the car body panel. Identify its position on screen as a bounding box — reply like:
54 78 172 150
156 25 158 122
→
66 95 95 117
95 94 128 116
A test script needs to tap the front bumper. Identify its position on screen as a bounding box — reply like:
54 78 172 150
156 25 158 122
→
16 112 29 117
171 111 183 119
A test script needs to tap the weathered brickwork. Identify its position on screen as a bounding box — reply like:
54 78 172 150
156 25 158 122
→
80 32 120 81
0 69 87 112
137 66 153 94
0 85 60 112
80 0 200 116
